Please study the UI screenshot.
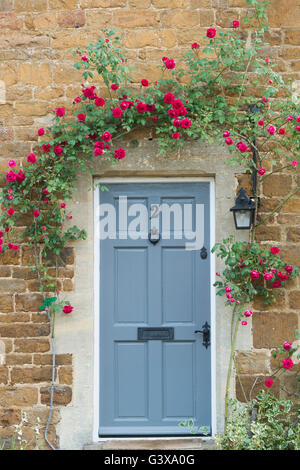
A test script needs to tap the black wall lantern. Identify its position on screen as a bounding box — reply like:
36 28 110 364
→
230 188 256 230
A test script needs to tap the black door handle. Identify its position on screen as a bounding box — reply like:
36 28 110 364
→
195 321 210 349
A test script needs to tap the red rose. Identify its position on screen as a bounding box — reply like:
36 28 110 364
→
272 280 282 288
283 342 292 351
232 20 240 28
33 210 40 218
168 108 179 118
54 146 63 156
27 153 37 164
136 102 147 113
172 99 183 110
180 118 191 129
225 138 233 145
223 131 230 138
165 58 176 69
278 128 285 135
191 42 199 49
264 379 273 388
285 265 293 273
270 246 280 255
7 208 15 216
63 305 74 314
258 167 265 175
38 128 45 136
206 28 216 38
6 171 17 182
95 97 105 107
236 141 249 153
120 101 129 110
172 132 180 139
141 79 149 87
258 120 264 126
267 125 276 135
173 119 181 127
282 358 293 370
111 83 119 91
112 107 122 118
42 144 51 152
77 113 86 122
250 270 260 280
16 171 25 183
146 104 155 112
56 107 65 117
60 203 66 209
164 92 175 104
94 148 103 157
101 132 112 142
81 55 88 61
114 148 126 160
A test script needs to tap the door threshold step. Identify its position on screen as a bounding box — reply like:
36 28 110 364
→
84 438 216 450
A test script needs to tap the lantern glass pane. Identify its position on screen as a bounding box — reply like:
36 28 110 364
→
234 210 251 229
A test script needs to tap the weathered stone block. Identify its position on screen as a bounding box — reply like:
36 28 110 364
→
253 312 298 349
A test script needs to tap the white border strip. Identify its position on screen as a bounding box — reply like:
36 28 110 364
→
93 177 216 443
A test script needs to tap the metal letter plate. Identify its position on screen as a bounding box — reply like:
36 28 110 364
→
138 327 174 341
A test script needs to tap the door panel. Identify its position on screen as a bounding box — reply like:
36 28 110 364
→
99 183 211 436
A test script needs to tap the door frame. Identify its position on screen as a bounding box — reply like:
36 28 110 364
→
93 177 216 442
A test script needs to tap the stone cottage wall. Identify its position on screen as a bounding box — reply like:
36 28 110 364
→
0 0 299 449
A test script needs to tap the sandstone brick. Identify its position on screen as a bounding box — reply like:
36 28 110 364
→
11 367 53 385
161 10 199 28
236 375 280 402
0 13 23 30
58 366 72 385
199 9 215 27
253 312 298 349
31 313 50 323
0 266 11 277
282 198 300 213
5 354 32 366
15 339 50 353
0 409 21 427
255 225 281 242
25 12 57 31
284 30 300 46
268 0 300 28
82 0 125 5
57 10 86 28
14 0 47 11
125 31 159 49
279 47 300 61
0 63 18 86
44 247 75 267
12 267 37 280
0 296 13 314
0 367 8 384
235 351 270 375
287 227 300 242
0 387 38 406
15 294 43 312
160 29 177 48
0 314 30 323
33 353 72 366
216 9 238 28
0 0 13 11
49 0 78 9
114 10 160 28
262 175 292 198
252 292 285 311
129 0 151 7
288 290 300 310
62 279 74 291
40 385 72 405
15 101 49 117
0 32 50 49
154 0 191 6
0 279 26 294
51 30 90 49
0 324 50 338
280 245 300 267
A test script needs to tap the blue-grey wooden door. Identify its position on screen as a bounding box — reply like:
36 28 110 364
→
98 183 211 436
